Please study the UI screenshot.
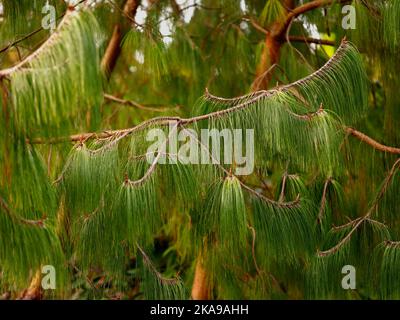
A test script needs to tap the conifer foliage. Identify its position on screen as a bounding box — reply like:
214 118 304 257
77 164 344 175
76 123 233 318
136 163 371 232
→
0 0 400 299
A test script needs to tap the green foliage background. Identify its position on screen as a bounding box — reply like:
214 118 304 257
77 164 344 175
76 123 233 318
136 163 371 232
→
0 0 400 300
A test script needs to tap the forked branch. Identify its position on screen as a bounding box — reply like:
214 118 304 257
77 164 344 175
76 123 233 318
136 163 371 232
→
317 178 332 224
318 158 400 257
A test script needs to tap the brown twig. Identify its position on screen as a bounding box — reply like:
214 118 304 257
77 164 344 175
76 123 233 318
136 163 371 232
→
104 93 177 112
317 178 332 224
288 35 336 46
279 172 288 203
345 127 400 155
383 240 400 248
276 0 352 39
136 244 181 285
247 225 262 275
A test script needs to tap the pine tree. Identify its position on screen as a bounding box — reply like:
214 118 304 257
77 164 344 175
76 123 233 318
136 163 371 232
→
0 0 400 300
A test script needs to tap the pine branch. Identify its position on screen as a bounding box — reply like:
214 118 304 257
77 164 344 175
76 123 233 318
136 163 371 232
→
276 0 352 39
318 158 400 257
204 87 267 105
317 178 332 224
125 122 180 187
245 17 335 46
206 38 355 105
0 0 87 55
287 103 325 120
383 240 400 248
0 1 90 77
28 39 400 157
104 93 177 112
280 38 349 90
26 38 394 171
136 244 181 285
31 40 351 143
287 35 336 46
180 127 300 209
247 225 262 275
279 172 288 202
121 120 301 208
252 0 350 89
346 127 400 154
0 11 73 78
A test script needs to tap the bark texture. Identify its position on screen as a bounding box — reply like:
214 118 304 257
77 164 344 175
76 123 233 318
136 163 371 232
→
191 257 210 300
101 0 140 78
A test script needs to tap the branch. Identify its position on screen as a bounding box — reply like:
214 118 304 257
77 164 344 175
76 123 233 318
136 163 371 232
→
244 17 269 36
288 35 335 46
245 16 335 47
0 0 87 55
317 177 332 224
345 127 400 155
0 29 43 55
383 240 400 248
29 40 400 157
0 1 91 77
279 172 288 202
136 243 181 285
29 40 352 144
318 158 400 257
104 93 177 112
276 0 352 38
247 225 262 275
28 115 181 144
0 196 47 228
170 0 183 17
0 11 73 77
180 127 300 209
124 121 180 187
281 38 349 90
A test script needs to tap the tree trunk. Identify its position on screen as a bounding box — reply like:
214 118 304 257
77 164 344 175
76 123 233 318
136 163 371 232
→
253 32 282 91
19 271 42 300
252 0 295 91
191 256 209 300
101 0 140 78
